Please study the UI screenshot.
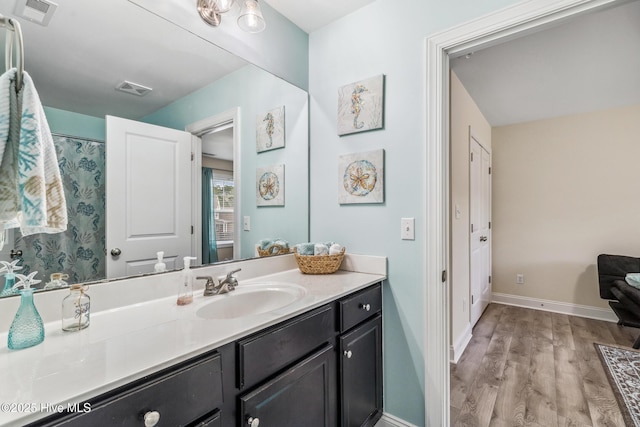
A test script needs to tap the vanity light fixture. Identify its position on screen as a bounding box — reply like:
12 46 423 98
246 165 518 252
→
197 0 266 33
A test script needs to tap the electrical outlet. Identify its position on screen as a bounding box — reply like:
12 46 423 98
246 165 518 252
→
516 273 525 285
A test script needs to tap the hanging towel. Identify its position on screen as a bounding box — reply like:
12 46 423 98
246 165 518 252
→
0 68 20 226
0 70 67 235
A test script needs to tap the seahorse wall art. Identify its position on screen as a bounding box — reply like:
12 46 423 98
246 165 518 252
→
256 106 285 153
337 75 385 136
338 149 384 204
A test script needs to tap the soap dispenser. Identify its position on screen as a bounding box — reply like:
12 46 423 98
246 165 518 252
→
177 256 197 306
154 251 166 273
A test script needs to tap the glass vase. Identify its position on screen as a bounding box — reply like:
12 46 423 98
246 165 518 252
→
7 288 45 350
0 273 16 297
62 285 90 332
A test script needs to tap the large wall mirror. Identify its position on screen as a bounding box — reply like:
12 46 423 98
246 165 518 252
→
0 0 309 296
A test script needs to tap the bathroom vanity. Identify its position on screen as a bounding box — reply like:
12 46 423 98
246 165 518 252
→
0 254 385 427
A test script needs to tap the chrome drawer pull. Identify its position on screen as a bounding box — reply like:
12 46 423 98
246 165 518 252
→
247 416 260 427
360 303 371 311
144 411 160 427
344 350 353 359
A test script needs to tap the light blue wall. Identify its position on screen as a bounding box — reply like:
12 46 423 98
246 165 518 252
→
144 65 309 259
307 0 520 425
44 106 105 141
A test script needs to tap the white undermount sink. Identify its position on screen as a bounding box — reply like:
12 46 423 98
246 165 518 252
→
196 282 307 319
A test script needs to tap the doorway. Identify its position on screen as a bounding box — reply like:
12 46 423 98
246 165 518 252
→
187 108 241 263
424 0 624 425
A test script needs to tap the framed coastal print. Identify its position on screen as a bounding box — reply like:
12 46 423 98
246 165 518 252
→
337 74 384 136
256 106 285 152
338 149 384 204
256 164 285 206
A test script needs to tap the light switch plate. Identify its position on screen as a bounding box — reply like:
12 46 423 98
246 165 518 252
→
243 216 250 231
401 218 415 240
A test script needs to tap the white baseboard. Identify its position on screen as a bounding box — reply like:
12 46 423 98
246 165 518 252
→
491 292 618 322
450 323 472 364
377 412 418 427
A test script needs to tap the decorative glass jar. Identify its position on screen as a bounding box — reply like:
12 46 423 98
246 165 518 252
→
62 284 90 332
8 272 44 350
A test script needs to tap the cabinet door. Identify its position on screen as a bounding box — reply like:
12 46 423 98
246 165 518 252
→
340 315 383 427
240 344 337 427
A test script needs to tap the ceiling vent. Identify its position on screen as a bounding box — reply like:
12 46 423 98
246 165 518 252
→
115 81 153 97
14 0 58 27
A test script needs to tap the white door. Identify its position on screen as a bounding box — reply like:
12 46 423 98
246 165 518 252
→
470 135 491 326
106 116 193 279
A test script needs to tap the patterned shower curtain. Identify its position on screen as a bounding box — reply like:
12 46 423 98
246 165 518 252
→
15 135 105 284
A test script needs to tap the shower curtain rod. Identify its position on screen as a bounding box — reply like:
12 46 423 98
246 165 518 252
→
0 14 24 92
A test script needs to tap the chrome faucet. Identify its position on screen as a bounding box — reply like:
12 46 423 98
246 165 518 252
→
197 268 241 296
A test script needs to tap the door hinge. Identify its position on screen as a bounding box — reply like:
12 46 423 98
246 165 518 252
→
191 225 194 235
471 223 474 233
471 295 474 304
441 270 447 283
470 152 474 161
489 221 491 229
489 275 492 284
488 166 492 175
191 152 194 161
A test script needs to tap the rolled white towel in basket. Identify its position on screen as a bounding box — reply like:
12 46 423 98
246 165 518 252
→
329 243 343 255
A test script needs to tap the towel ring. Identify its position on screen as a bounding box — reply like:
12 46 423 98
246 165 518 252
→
1 15 24 92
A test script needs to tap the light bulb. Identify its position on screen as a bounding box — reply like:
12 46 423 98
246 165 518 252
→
216 0 235 13
237 0 266 33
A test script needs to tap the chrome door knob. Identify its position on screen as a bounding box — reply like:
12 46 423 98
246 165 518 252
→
344 350 353 359
10 249 22 259
360 303 371 311
143 410 160 427
247 416 260 427
110 248 122 256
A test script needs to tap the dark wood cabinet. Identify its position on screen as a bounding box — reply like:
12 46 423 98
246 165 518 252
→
239 344 337 427
340 315 383 427
33 350 226 427
28 283 383 427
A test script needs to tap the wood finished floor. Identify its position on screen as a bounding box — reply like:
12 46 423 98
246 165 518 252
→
450 303 640 427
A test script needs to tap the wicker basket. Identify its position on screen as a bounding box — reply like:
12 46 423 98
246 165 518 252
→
257 244 291 257
293 247 345 274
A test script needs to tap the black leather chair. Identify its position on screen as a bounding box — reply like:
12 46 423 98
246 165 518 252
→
597 254 640 348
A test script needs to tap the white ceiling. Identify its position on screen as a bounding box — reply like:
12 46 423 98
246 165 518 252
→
265 0 376 33
0 0 248 120
451 0 640 127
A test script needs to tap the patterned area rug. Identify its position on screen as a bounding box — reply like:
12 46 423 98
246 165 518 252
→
595 343 640 427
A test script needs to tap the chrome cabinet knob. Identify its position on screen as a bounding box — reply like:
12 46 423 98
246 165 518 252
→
360 303 371 311
143 411 160 427
247 416 260 427
344 350 353 359
110 248 122 256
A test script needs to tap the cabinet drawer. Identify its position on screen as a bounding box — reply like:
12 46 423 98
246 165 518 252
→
240 344 337 427
339 283 382 332
54 353 223 427
237 304 335 389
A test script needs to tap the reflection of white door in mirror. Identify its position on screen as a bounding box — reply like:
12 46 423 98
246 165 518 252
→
105 116 193 279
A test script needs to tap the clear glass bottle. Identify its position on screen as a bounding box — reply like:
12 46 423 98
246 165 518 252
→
62 284 90 332
44 272 69 290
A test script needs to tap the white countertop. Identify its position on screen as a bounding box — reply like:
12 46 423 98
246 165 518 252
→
0 255 386 426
